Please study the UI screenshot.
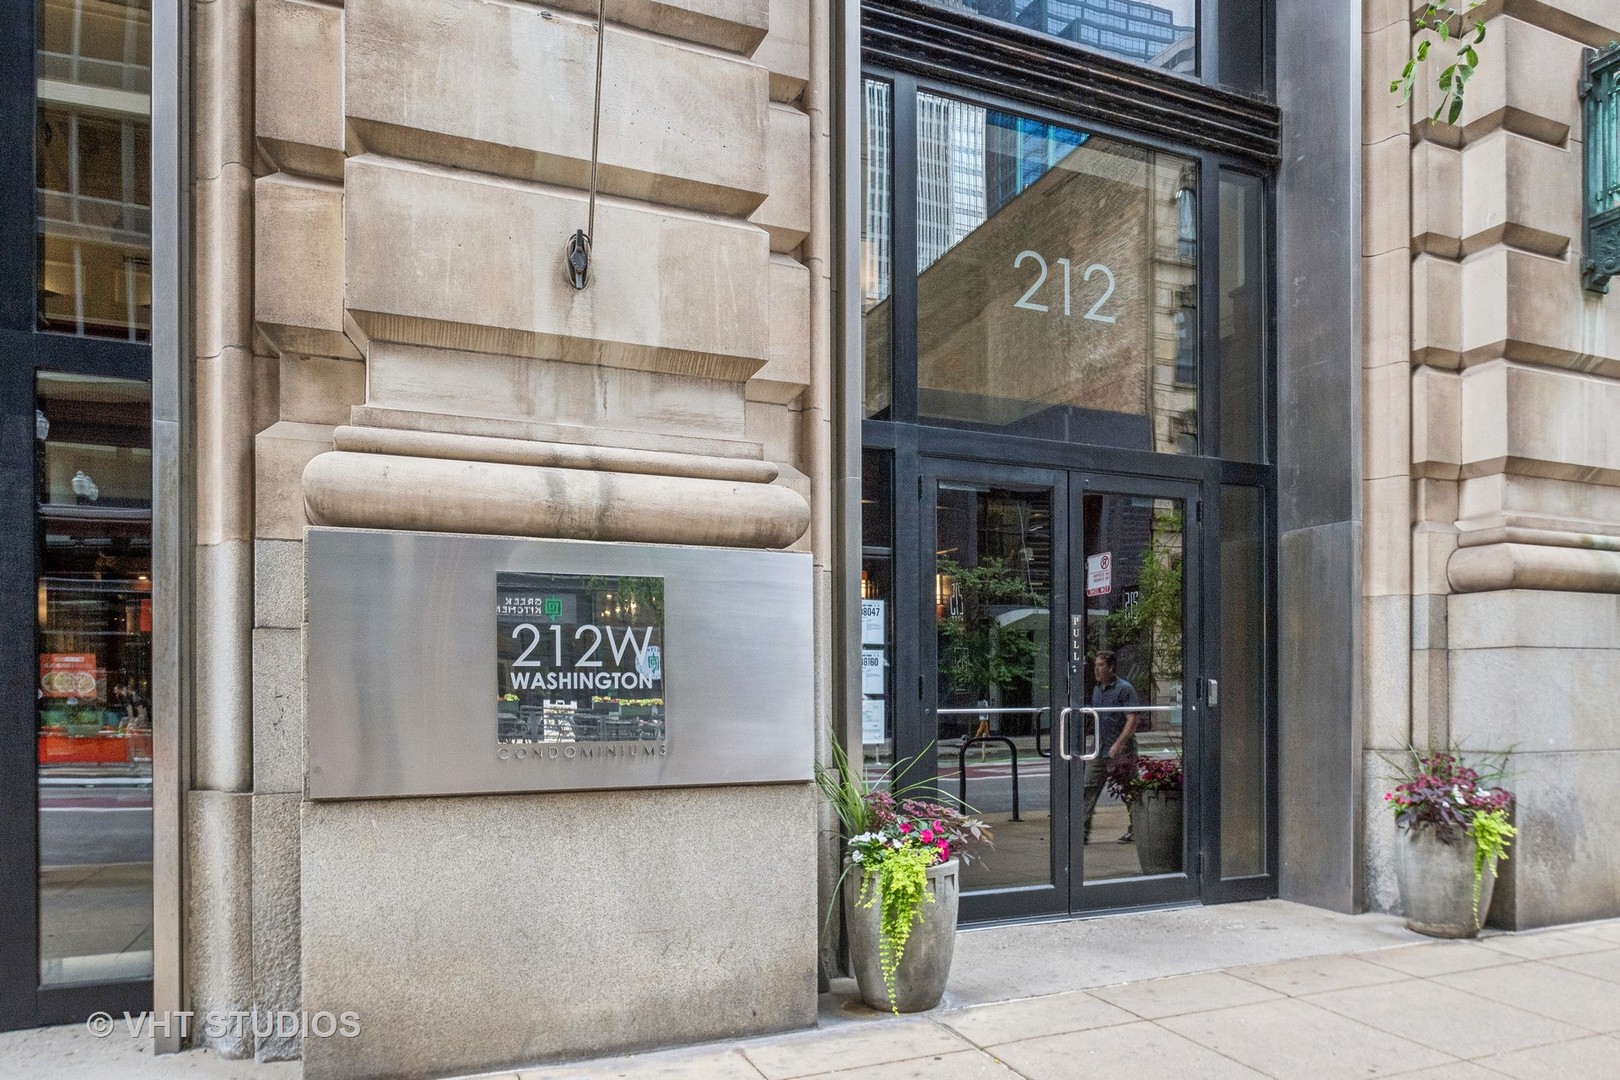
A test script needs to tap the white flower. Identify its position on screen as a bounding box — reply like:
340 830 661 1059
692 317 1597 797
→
851 851 864 863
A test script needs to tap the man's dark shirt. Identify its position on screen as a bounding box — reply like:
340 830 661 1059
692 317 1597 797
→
1090 675 1140 755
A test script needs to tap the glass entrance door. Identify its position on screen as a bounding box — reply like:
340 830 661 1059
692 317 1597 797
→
918 462 1202 921
923 460 1072 920
1070 480 1200 913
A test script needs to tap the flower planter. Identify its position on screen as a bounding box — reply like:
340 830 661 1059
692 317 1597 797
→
1394 825 1497 938
1134 791 1183 875
844 857 959 1012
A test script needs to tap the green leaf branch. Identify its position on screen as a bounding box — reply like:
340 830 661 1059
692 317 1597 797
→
1391 2 1488 126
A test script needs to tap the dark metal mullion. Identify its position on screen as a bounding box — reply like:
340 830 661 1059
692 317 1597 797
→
890 76 920 425
1198 476 1224 888
31 333 152 382
1264 171 1280 467
1052 471 1073 910
1185 477 1207 894
0 0 35 332
893 429 924 786
1265 474 1280 891
0 347 40 1029
913 424 1211 483
1065 472 1087 898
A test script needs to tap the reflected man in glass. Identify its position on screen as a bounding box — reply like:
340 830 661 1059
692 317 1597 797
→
1082 650 1140 844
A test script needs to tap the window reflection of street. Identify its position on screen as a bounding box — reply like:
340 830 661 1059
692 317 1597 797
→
933 482 1054 894
1083 495 1185 883
35 372 154 987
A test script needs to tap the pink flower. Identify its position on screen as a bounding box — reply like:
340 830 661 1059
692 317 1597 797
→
898 822 912 834
920 829 935 844
936 841 950 860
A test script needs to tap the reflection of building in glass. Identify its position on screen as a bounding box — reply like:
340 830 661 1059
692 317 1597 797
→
918 96 1086 271
932 0 1195 74
917 95 986 270
1152 162 1199 453
36 0 153 340
985 114 1087 217
862 80 892 305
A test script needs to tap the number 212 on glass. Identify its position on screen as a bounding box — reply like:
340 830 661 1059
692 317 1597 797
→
1012 251 1116 323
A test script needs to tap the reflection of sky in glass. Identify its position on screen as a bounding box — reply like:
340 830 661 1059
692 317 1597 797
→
917 93 1087 271
933 0 1197 73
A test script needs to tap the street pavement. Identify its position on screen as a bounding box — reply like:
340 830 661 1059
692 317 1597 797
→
5 902 1617 1080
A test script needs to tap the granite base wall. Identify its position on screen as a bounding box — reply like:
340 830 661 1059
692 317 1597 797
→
299 784 819 1080
1446 591 1620 929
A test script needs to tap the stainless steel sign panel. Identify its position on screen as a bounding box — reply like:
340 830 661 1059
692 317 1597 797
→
306 528 814 799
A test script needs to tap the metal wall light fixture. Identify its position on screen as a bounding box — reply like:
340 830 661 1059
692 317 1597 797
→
1580 42 1620 293
567 0 609 290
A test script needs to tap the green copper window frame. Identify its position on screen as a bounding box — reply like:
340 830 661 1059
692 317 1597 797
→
1581 42 1620 293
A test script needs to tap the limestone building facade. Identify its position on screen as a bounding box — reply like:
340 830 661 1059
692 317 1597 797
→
1359 0 1620 929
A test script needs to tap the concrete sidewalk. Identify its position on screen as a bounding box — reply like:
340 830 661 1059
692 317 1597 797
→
3 901 1616 1080
488 903 1620 1080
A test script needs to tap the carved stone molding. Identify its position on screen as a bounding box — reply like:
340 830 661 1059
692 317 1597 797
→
1449 541 1620 593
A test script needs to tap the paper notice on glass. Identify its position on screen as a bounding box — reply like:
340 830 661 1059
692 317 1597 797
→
862 696 886 743
861 599 886 645
862 648 885 695
1086 552 1112 597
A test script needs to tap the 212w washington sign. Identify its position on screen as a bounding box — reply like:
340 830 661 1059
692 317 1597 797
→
495 573 666 755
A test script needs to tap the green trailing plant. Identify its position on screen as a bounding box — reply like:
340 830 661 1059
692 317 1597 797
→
1391 3 1488 126
1470 808 1518 925
856 844 936 1010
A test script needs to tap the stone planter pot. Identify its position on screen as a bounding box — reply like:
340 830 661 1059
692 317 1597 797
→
1134 791 1183 876
1394 825 1497 938
844 857 959 1012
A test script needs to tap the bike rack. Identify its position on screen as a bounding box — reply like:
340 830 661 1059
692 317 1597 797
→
936 706 1048 824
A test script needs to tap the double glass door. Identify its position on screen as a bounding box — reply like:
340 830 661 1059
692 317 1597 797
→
909 459 1210 920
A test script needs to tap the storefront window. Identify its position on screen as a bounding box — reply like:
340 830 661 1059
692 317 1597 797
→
35 372 153 987
36 0 153 340
914 93 1198 453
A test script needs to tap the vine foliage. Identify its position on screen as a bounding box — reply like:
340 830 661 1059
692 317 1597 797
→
1391 3 1488 125
856 845 937 1010
1470 809 1518 925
